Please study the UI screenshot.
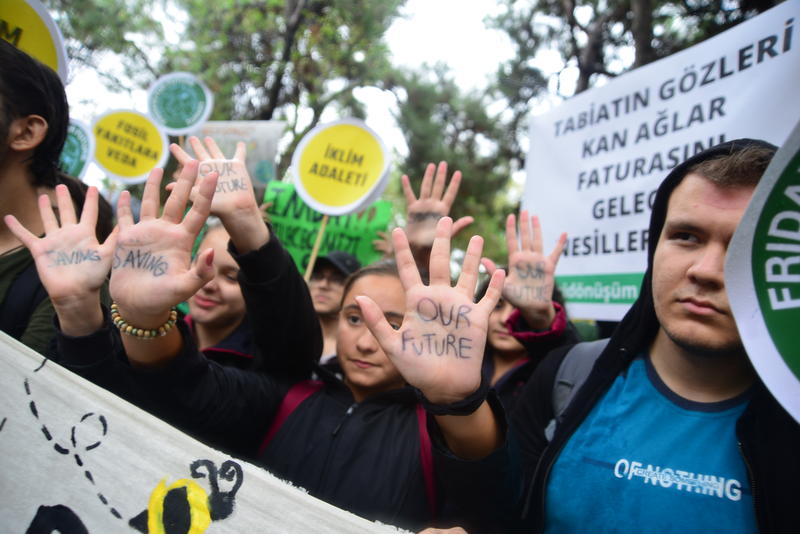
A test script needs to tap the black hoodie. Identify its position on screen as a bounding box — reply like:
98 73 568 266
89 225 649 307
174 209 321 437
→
437 139 800 533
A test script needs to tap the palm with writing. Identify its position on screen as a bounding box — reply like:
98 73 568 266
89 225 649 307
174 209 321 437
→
170 136 257 218
357 217 505 404
482 210 566 330
5 185 117 309
110 162 217 326
402 162 474 251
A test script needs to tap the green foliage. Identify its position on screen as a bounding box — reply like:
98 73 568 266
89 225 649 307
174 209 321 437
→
391 66 517 262
46 0 404 179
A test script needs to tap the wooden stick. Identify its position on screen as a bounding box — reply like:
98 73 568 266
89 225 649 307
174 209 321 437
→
178 135 185 147
304 214 329 282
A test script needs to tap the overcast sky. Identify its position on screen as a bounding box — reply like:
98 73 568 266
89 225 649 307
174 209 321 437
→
65 0 527 187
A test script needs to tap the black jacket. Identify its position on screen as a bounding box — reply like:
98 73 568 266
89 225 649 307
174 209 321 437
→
55 234 441 530
482 304 581 412
439 139 800 533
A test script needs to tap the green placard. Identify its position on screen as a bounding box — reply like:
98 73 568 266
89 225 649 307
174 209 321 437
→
751 149 800 380
59 120 93 178
264 181 392 271
148 72 213 135
556 273 644 305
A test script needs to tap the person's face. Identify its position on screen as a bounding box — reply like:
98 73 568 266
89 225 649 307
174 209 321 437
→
652 174 754 356
487 298 525 355
309 264 347 315
337 274 405 400
188 228 246 330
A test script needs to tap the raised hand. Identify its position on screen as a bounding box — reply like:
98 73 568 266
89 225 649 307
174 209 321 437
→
5 185 117 335
482 210 566 330
357 217 504 404
170 136 256 217
402 162 474 251
110 162 217 327
171 136 268 253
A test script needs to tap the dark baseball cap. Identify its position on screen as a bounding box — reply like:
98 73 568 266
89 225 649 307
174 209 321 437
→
315 250 361 277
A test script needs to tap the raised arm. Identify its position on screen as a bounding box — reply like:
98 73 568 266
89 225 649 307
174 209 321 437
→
357 217 505 459
172 137 321 379
482 210 567 331
171 136 269 252
4 185 117 337
110 161 217 366
400 162 474 268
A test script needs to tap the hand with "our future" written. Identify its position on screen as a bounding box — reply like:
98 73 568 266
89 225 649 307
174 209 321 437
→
171 136 269 253
110 162 218 329
356 217 505 404
482 210 566 331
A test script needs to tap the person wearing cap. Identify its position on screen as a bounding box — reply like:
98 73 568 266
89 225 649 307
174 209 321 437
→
308 250 361 363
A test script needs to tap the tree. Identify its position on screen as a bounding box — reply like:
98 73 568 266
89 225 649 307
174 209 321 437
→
487 0 783 165
389 65 518 262
46 0 405 176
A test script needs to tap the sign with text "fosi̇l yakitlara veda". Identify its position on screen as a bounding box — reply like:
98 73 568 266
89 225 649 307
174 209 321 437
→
1 0 68 81
727 119 800 425
523 1 800 320
291 119 391 216
264 181 392 271
92 110 168 184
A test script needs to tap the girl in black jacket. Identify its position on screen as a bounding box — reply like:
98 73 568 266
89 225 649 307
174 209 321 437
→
7 143 512 530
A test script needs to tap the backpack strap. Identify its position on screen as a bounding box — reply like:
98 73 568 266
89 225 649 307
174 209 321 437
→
0 260 49 341
415 404 437 518
544 338 609 442
258 380 324 456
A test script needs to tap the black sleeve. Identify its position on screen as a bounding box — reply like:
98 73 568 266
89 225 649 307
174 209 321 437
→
230 228 322 382
55 310 288 457
432 393 526 534
510 344 572 486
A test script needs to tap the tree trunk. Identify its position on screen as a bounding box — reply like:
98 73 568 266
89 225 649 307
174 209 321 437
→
631 0 655 67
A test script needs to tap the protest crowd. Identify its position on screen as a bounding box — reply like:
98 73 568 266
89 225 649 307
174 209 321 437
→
1 24 799 534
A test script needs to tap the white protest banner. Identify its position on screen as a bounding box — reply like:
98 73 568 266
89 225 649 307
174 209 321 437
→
524 2 800 320
191 121 285 189
148 72 215 136
727 119 800 424
0 332 409 533
291 119 391 217
1 0 69 81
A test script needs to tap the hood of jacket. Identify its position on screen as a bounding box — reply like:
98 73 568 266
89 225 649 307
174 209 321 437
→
608 137 777 358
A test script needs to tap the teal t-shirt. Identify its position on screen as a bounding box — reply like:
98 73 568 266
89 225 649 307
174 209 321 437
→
544 355 756 533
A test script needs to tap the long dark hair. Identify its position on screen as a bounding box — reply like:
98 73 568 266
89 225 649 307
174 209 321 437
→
0 40 69 189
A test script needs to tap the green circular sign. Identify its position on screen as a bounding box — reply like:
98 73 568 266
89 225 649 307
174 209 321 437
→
751 149 800 380
727 123 800 424
58 119 93 178
147 72 214 135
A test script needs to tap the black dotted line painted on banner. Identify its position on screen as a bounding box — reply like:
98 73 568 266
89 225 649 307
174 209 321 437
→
24 377 122 520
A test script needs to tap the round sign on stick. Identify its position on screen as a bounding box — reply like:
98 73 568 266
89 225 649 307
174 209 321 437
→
148 72 214 135
92 110 168 184
1 0 69 81
59 119 94 179
291 119 391 279
727 120 800 424
291 119 390 217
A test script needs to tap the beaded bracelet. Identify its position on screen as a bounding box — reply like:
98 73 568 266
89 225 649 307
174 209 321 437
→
110 302 178 339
